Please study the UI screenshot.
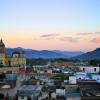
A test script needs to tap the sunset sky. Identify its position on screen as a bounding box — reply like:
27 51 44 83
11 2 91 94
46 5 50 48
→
0 0 100 52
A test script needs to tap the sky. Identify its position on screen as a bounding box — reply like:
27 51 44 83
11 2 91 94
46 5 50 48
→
0 0 100 52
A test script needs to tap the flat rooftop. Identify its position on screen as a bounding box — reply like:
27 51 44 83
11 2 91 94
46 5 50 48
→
17 85 42 91
0 67 18 71
80 84 100 97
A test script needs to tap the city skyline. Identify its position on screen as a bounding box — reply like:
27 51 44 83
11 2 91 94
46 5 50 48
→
0 0 100 52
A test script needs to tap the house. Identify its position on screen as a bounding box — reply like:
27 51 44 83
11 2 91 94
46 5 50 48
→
69 76 77 84
74 72 87 80
0 67 18 88
78 80 100 100
79 66 100 73
16 85 42 100
56 88 65 96
91 74 100 83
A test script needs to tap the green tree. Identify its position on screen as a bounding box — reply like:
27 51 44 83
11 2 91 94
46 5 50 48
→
0 64 3 67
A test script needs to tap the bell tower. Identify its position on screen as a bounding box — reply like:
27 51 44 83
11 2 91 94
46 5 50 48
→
0 39 5 53
0 39 6 67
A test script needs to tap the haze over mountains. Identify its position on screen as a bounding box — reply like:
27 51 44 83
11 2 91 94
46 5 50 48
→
6 47 100 60
5 47 84 59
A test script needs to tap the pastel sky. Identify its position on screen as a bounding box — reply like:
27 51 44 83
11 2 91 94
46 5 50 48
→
0 0 100 52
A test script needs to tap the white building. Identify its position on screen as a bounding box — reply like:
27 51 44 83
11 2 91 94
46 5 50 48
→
79 66 100 73
51 92 56 99
91 74 100 83
56 89 65 96
33 65 46 70
69 76 77 84
47 69 52 74
75 72 87 80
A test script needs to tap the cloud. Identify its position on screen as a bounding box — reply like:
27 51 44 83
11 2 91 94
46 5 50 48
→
95 32 100 34
60 37 78 42
77 32 100 35
40 34 59 38
91 38 100 43
77 32 94 35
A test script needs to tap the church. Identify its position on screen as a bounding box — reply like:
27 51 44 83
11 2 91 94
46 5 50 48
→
0 39 26 67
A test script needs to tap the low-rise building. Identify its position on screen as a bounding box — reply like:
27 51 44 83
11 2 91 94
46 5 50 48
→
69 76 77 84
78 80 100 100
56 88 65 96
91 74 100 83
0 67 18 88
74 72 87 80
79 66 100 73
17 85 42 100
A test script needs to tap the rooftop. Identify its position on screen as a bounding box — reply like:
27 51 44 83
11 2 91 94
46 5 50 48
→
17 85 42 91
0 67 18 71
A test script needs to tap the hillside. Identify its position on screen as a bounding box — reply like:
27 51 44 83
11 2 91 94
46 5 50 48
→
74 48 100 60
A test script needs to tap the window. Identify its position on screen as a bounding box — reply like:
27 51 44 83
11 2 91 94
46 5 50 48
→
83 68 85 71
0 60 3 64
97 78 99 80
21 96 24 99
94 68 96 72
28 97 31 100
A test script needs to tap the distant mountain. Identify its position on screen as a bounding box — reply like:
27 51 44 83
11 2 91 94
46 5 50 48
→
74 48 100 60
53 50 83 58
6 47 84 59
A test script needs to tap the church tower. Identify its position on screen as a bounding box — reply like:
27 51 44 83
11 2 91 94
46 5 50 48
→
0 39 5 53
0 39 6 67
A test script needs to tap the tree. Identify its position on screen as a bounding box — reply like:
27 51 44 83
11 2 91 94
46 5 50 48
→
0 64 3 67
51 73 71 81
89 60 100 66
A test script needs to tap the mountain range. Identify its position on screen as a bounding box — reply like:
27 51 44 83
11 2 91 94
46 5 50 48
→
5 47 100 60
74 48 100 60
5 47 84 59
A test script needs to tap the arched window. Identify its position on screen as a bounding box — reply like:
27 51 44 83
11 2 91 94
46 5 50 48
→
27 96 31 100
94 68 96 72
83 68 85 71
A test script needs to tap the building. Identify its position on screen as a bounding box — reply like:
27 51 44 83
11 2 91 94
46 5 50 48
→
0 39 26 67
79 66 100 73
75 72 87 80
16 85 42 100
0 67 19 88
69 76 77 84
78 80 100 100
91 74 100 83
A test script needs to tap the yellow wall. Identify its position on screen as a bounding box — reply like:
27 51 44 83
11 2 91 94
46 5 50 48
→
0 53 26 67
0 53 6 66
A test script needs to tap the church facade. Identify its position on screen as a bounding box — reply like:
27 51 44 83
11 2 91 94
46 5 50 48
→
0 39 26 67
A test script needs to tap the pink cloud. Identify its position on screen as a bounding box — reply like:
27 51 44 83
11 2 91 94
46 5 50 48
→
40 34 59 38
95 32 100 34
60 37 78 42
77 32 94 35
91 38 100 43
